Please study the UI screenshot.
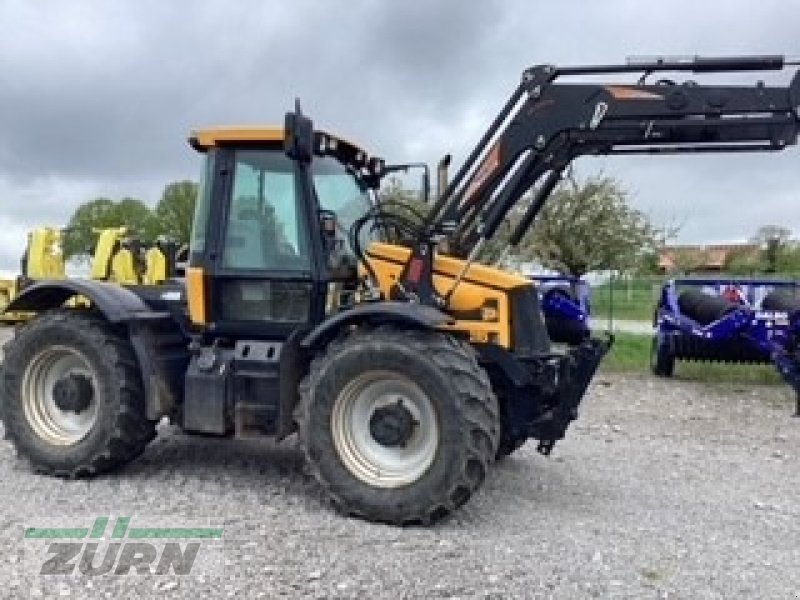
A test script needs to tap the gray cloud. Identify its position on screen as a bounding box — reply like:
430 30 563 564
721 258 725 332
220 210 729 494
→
0 0 798 269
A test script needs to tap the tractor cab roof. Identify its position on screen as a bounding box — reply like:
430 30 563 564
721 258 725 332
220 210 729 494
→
188 126 385 186
189 126 285 151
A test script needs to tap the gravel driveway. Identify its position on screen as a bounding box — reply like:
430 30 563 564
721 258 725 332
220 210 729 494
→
0 324 798 598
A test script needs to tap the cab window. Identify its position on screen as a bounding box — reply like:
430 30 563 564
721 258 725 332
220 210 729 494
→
222 150 311 272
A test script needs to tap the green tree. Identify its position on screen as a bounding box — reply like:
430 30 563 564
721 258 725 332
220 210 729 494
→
634 250 662 276
754 240 800 275
374 177 429 242
748 225 794 273
378 177 427 214
724 247 764 275
750 224 792 248
513 171 663 277
154 180 197 243
63 197 158 258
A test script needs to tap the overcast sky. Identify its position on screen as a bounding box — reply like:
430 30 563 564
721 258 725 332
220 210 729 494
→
0 0 798 271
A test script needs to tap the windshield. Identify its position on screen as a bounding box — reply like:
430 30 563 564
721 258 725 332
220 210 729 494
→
313 156 373 242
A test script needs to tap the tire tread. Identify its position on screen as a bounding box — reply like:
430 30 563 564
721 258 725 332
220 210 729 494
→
297 326 498 525
1 310 155 478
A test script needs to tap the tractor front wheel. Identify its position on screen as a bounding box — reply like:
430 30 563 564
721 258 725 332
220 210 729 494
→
297 327 499 525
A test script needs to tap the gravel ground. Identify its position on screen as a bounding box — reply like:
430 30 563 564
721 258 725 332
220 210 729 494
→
0 327 798 599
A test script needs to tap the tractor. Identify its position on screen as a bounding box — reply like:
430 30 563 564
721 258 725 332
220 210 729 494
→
2 56 798 524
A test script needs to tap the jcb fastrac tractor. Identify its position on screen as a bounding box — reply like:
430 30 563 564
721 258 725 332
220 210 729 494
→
2 56 798 524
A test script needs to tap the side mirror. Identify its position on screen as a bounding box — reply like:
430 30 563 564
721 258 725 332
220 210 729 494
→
284 100 314 163
319 209 337 236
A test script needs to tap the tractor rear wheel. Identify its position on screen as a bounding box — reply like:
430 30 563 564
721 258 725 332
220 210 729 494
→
1 310 155 477
297 327 499 525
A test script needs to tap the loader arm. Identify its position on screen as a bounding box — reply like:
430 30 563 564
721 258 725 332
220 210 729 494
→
398 55 800 306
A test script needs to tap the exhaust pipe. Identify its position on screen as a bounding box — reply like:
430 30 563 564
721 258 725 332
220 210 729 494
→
436 154 452 202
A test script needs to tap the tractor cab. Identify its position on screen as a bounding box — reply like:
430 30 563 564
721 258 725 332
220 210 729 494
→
185 126 383 337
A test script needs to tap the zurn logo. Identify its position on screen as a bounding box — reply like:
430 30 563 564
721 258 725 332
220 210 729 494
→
23 516 224 576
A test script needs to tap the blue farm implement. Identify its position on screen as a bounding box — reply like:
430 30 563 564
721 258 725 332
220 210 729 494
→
534 275 592 345
652 278 800 415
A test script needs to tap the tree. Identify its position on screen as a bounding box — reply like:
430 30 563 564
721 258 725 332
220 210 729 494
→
512 171 663 277
724 247 764 275
374 177 429 243
378 177 428 215
750 225 792 247
373 172 665 278
62 181 199 258
154 180 197 244
776 244 800 274
63 197 158 258
748 224 793 273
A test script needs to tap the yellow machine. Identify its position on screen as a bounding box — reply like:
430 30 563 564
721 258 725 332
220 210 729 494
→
90 227 175 286
23 227 65 280
90 227 137 283
3 56 798 526
0 226 175 323
0 280 16 319
0 227 66 323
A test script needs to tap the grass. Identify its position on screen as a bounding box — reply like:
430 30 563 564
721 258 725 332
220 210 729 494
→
600 332 651 371
599 332 783 384
591 278 662 322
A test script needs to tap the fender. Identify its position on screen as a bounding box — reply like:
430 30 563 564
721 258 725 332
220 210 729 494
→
4 279 184 421
4 279 167 322
301 301 453 351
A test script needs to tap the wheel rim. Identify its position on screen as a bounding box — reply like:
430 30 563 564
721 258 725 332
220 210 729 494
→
331 370 439 489
21 346 99 445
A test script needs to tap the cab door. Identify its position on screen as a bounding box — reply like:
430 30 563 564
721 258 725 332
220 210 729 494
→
191 145 327 338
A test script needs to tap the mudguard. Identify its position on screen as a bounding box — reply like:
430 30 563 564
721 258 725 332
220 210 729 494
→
4 279 167 322
3 279 186 421
301 301 453 350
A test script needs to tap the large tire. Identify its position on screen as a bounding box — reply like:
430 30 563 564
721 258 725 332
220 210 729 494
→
297 327 499 525
1 310 155 477
650 335 675 377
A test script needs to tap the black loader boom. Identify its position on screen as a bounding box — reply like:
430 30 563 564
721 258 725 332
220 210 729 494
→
396 55 800 306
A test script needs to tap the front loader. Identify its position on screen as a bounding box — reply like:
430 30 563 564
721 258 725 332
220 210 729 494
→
2 56 799 525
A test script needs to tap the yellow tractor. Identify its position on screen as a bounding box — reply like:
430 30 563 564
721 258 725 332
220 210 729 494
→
2 56 798 524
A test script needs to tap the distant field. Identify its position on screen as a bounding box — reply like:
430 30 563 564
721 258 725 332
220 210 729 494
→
599 331 782 384
591 278 662 322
